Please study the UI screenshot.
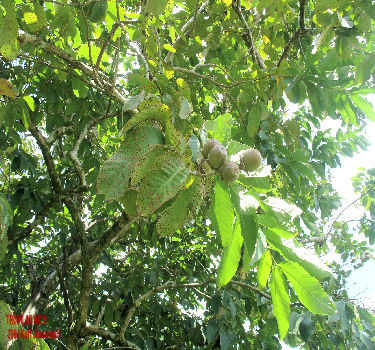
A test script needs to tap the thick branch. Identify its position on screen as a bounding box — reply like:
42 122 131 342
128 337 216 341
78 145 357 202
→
69 120 96 188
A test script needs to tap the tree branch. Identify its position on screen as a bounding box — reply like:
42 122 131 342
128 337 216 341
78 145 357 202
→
18 32 126 105
164 1 209 63
119 278 271 338
232 0 265 69
84 324 141 350
277 0 307 67
302 184 375 244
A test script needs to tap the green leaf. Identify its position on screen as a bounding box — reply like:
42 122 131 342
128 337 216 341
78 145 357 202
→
204 113 232 145
0 193 12 263
156 177 203 236
350 94 375 121
230 188 258 259
0 0 19 60
163 43 176 53
279 261 335 315
122 90 145 111
137 151 189 215
23 96 35 111
257 249 272 289
89 1 108 23
264 229 332 280
72 77 88 98
97 125 164 201
121 189 138 218
179 97 192 119
209 181 234 248
144 0 169 16
247 104 261 138
217 220 243 288
270 267 290 340
299 317 314 341
118 104 171 136
131 145 166 186
258 213 295 239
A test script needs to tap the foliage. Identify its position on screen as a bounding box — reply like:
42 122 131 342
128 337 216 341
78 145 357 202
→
0 0 375 349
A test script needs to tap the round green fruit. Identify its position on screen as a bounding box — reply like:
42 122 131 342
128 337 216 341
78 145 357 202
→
220 161 240 182
202 138 221 158
208 144 227 169
240 149 262 172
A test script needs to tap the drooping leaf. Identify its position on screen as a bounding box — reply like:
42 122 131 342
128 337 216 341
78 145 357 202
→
270 266 290 340
350 94 375 121
257 249 272 289
209 181 234 248
217 220 243 288
264 229 332 280
230 188 258 259
279 261 336 315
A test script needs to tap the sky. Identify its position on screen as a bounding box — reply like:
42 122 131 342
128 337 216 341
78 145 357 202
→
328 96 375 310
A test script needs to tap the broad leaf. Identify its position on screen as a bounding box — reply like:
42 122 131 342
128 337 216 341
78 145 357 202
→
217 220 243 288
118 104 171 136
137 151 189 215
156 177 203 236
350 94 375 121
279 261 335 315
264 229 332 280
97 125 164 200
270 266 290 340
257 249 272 289
209 181 234 248
131 145 166 186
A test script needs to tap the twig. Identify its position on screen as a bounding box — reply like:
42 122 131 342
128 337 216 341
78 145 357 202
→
119 281 174 338
164 1 209 63
69 120 96 188
119 277 271 337
95 23 121 76
18 32 126 104
8 197 59 245
302 183 375 244
84 324 141 350
277 0 307 67
46 125 74 146
232 0 265 69
119 23 150 80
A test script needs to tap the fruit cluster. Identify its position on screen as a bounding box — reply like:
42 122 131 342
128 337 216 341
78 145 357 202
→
200 139 263 183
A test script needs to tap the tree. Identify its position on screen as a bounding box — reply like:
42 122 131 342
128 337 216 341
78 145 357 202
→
0 0 375 348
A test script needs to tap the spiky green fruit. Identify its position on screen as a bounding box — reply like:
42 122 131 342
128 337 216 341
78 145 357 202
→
208 144 227 169
202 138 221 158
221 161 240 182
240 149 262 172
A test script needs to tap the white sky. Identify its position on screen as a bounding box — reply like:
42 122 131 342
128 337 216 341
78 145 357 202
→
328 96 375 310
